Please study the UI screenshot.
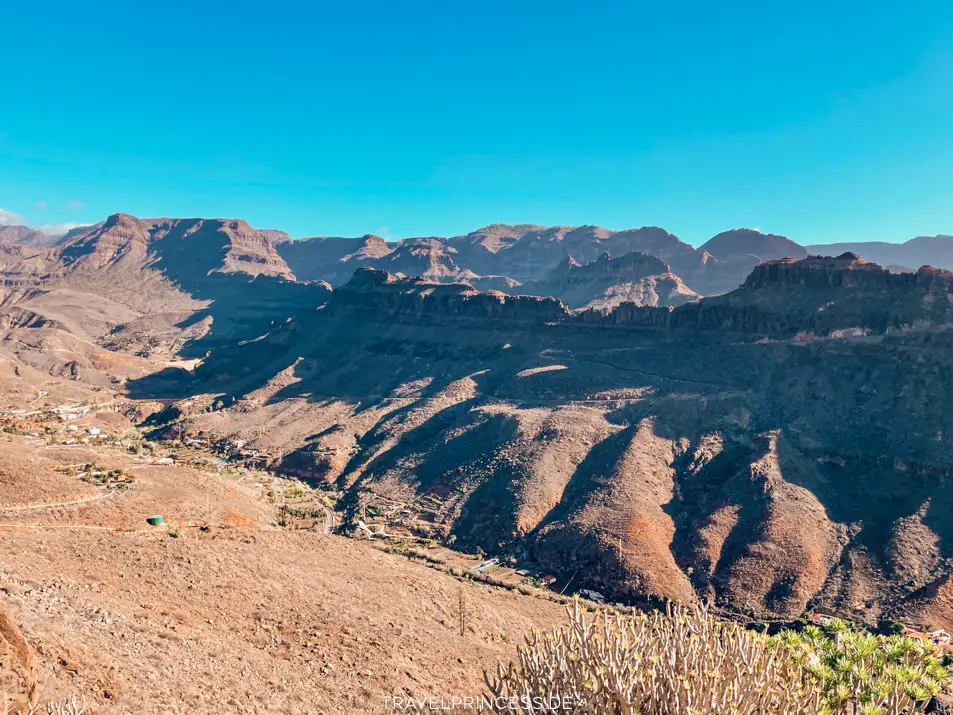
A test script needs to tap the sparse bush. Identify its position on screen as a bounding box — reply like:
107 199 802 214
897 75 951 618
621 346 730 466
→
484 602 948 715
3 693 86 715
276 504 325 527
780 618 948 714
282 485 308 501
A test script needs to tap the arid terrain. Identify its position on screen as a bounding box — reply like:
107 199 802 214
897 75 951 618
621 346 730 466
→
4 213 953 711
0 415 565 713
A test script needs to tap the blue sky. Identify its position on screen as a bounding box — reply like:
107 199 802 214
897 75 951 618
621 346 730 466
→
1 1 951 244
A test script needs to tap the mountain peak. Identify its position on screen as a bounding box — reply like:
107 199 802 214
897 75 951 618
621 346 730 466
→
0 224 51 248
701 228 807 263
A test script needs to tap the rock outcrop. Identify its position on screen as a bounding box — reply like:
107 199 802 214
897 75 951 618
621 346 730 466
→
274 222 805 296
331 255 953 338
809 235 953 273
519 250 700 310
331 268 568 323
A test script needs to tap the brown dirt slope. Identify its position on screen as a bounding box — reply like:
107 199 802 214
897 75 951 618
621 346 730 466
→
125 257 953 627
0 432 562 714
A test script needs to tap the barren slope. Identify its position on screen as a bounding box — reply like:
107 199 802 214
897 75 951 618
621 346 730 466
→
119 256 953 627
0 433 562 714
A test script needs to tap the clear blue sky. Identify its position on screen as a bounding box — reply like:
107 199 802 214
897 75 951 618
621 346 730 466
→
1 1 951 244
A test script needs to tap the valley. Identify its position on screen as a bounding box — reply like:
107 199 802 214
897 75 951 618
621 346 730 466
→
4 213 953 712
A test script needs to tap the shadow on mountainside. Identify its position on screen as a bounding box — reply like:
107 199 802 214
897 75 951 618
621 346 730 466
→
125 275 953 610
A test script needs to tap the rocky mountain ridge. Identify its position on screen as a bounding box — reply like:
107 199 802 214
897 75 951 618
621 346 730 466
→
4 212 953 629
275 223 802 296
808 235 953 273
328 254 953 338
701 228 808 263
0 224 52 248
119 248 953 628
9 212 953 300
518 251 700 310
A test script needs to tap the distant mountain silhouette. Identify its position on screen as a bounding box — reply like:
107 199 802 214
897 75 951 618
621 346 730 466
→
701 228 808 263
0 225 52 248
808 235 953 272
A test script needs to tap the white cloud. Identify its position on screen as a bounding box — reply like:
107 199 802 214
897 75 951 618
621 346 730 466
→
0 208 26 226
374 225 392 240
34 201 48 210
37 222 88 237
66 200 86 210
0 206 90 236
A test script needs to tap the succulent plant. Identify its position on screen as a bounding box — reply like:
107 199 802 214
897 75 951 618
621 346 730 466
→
484 601 949 714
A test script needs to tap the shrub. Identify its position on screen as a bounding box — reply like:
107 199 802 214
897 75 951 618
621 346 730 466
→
780 619 948 714
283 485 308 501
484 602 948 714
2 693 87 714
276 504 324 527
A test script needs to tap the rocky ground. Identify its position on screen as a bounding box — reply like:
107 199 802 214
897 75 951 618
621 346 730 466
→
5 216 953 713
0 433 563 714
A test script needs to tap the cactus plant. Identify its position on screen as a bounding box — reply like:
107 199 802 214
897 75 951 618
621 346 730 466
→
484 601 948 714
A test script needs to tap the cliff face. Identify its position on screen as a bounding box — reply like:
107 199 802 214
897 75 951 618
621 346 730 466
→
543 250 671 286
275 233 392 284
331 268 568 323
519 251 700 310
131 250 953 626
331 256 953 338
445 223 546 275
371 238 474 283
272 222 784 296
741 253 891 289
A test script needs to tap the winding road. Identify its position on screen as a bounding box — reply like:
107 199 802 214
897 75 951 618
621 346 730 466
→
0 490 113 513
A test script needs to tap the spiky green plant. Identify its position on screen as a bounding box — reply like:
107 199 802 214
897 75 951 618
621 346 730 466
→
778 620 948 714
486 600 821 714
485 602 949 714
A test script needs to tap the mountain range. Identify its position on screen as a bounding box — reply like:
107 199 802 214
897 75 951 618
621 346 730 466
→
8 216 953 299
3 212 953 630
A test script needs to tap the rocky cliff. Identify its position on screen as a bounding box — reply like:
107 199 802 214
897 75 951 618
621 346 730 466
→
274 222 786 296
59 213 295 281
519 251 700 310
330 255 953 339
275 233 393 284
331 268 568 323
125 250 953 628
0 213 331 367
